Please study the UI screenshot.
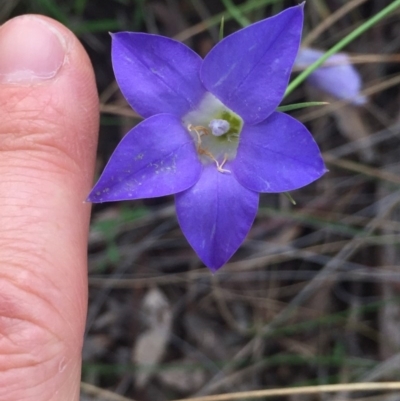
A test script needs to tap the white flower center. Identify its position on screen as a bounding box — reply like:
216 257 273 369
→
182 93 243 173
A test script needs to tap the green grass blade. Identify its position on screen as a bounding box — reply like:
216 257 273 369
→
277 102 329 112
285 0 400 96
221 0 251 27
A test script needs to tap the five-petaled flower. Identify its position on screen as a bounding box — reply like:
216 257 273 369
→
88 4 326 271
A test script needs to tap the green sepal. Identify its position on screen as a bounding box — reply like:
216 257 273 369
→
283 192 296 205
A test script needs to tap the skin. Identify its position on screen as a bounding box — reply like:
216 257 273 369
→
0 15 98 400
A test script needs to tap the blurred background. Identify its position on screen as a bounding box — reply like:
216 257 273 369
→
2 0 400 400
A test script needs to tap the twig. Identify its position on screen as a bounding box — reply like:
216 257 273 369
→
173 382 400 401
303 0 369 47
81 381 137 401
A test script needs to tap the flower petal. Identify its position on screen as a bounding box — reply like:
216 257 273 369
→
232 112 326 192
175 165 259 271
295 48 367 105
112 33 205 118
201 5 303 125
88 114 202 202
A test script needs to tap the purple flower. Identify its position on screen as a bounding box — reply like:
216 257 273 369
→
295 48 367 105
88 5 326 271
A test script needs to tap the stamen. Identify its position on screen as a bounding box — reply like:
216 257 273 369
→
188 124 210 145
198 147 231 174
217 154 230 173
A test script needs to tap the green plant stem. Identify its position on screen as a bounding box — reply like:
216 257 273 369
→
285 0 400 97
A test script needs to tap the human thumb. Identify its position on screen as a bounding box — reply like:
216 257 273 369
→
0 15 98 401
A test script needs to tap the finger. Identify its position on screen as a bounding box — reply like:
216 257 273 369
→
0 15 98 401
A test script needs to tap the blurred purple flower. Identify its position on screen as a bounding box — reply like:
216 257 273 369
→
295 48 367 105
88 5 326 271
